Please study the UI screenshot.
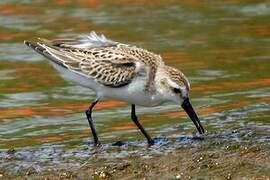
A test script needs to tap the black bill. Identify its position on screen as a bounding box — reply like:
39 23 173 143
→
181 98 205 134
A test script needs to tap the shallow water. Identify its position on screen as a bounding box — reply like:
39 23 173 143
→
0 0 269 177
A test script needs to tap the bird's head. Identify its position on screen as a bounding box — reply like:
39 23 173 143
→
158 66 205 134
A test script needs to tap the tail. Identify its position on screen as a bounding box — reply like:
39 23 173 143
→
24 40 46 55
24 40 68 68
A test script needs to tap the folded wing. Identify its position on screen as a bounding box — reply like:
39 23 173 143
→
24 39 137 87
24 31 163 89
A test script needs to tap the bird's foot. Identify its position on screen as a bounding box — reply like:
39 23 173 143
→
94 140 102 147
147 139 155 146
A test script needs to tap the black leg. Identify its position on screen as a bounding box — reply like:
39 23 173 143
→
85 99 101 146
131 104 154 145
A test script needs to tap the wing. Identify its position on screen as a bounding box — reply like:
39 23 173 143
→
24 31 163 90
24 40 138 87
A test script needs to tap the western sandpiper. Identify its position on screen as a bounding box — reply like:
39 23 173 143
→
24 31 205 146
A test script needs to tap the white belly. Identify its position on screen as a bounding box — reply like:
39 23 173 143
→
99 78 165 106
49 62 165 107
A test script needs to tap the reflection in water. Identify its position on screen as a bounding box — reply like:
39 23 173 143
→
0 0 269 176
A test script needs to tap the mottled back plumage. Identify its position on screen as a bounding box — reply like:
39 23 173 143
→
25 31 163 89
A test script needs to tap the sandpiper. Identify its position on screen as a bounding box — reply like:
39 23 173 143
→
24 31 205 146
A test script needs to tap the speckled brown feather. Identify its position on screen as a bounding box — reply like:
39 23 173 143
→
27 32 164 90
37 44 138 87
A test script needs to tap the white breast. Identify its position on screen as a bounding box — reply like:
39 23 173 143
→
99 76 165 106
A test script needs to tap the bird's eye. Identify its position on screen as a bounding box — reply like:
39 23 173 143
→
173 88 181 94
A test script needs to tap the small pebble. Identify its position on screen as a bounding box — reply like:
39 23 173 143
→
99 171 106 178
176 174 181 179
